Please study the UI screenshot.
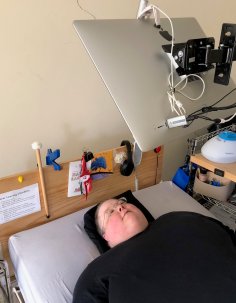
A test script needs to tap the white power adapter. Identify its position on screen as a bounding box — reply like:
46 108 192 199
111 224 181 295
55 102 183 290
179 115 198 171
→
166 115 187 128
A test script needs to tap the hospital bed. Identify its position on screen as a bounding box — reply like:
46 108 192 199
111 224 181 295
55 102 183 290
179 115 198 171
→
8 181 215 303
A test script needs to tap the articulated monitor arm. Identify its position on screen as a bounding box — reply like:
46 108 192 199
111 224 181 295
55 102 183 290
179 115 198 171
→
162 23 236 86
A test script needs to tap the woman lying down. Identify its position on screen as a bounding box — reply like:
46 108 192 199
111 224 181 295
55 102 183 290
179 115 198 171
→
73 198 236 303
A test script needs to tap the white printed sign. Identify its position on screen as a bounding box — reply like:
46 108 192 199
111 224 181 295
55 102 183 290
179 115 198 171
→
67 161 83 197
0 183 41 224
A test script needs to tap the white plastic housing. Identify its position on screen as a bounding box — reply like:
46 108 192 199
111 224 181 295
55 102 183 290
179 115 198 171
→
201 136 236 163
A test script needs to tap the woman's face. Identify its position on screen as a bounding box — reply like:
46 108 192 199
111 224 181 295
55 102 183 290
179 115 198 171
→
97 199 148 247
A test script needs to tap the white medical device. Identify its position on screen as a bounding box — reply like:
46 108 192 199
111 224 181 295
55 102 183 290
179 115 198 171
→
201 131 236 163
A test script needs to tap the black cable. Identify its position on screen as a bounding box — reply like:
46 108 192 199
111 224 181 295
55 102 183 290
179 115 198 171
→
184 111 231 128
184 105 236 127
183 120 194 128
186 115 216 123
189 103 236 121
210 103 236 111
188 87 236 118
198 116 216 122
76 0 96 19
211 87 236 107
188 102 236 118
185 89 236 127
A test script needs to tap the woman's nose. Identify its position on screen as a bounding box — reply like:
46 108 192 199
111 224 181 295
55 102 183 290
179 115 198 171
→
117 204 124 212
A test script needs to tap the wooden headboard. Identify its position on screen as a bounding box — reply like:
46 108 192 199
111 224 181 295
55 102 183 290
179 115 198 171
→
0 145 163 274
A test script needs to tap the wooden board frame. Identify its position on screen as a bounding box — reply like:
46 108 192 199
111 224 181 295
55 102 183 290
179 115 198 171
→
0 145 163 274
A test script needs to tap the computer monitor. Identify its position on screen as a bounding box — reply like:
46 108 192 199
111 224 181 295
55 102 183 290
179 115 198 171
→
73 18 236 151
162 23 236 85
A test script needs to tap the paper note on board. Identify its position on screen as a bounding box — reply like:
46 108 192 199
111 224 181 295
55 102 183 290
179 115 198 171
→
67 161 83 197
0 183 41 224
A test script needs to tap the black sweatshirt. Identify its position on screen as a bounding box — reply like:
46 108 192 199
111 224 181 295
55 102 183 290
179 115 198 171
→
73 212 236 303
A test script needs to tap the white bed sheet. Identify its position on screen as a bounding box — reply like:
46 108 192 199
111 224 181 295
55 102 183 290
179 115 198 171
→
8 181 215 303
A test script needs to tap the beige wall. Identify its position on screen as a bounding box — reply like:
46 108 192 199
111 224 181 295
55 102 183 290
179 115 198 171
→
0 0 236 179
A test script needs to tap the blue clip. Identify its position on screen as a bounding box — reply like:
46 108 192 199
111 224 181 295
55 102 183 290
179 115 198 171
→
46 149 61 171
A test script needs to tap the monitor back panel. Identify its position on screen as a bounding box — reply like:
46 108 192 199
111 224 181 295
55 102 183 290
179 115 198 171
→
73 18 235 151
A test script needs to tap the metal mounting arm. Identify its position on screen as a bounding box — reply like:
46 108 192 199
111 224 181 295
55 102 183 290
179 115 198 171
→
162 23 236 85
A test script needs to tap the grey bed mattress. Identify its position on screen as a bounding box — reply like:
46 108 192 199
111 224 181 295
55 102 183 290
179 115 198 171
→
8 181 215 303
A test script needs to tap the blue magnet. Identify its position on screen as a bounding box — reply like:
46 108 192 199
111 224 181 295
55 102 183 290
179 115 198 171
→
46 149 61 171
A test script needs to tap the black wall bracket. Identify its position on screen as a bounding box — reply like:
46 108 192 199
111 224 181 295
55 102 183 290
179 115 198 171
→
162 23 236 86
214 23 236 85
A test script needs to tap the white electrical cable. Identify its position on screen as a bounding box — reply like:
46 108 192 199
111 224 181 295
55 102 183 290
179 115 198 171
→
167 74 187 116
174 74 206 100
218 112 236 124
138 4 174 86
166 73 205 115
139 4 179 114
137 5 160 27
152 5 175 89
138 2 206 116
